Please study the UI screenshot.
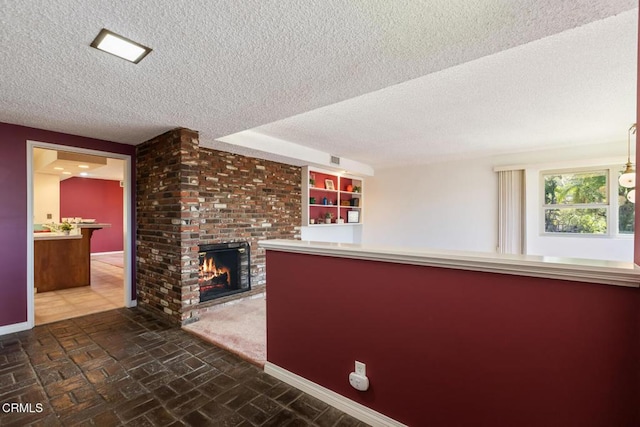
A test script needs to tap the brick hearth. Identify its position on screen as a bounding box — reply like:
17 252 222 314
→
136 128 301 324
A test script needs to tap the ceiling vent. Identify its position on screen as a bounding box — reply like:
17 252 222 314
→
330 155 340 166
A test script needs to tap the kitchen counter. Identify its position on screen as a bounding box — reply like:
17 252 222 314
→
34 231 82 240
34 224 110 292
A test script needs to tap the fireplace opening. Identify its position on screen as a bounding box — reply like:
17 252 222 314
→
198 242 250 302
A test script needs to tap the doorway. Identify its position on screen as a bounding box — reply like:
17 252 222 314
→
27 141 134 327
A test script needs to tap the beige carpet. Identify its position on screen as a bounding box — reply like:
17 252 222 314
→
183 297 266 367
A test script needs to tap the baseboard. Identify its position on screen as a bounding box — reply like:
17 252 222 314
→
0 321 31 337
264 362 406 427
91 250 124 256
127 299 137 308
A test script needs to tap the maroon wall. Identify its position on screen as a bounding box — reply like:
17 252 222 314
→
60 178 124 253
266 251 639 426
0 122 136 328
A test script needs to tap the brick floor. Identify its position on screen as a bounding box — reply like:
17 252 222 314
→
0 308 368 427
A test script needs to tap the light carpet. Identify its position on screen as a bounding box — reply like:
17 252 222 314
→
183 297 266 367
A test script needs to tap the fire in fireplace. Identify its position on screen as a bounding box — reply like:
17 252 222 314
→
198 242 250 302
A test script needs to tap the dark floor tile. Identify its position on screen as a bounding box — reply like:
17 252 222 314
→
215 385 260 410
288 393 329 421
237 394 283 425
262 408 299 427
0 308 363 427
315 406 347 427
274 387 303 406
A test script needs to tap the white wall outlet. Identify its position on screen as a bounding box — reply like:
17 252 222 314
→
355 361 366 376
349 372 369 391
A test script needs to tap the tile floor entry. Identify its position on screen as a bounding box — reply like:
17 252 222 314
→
0 308 368 426
35 254 125 325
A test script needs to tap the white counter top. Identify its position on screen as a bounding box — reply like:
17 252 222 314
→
34 232 82 241
259 239 640 288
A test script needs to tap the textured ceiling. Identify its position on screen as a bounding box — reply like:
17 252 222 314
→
0 0 637 169
246 8 639 168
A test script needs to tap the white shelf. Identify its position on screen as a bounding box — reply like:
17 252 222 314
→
303 166 364 229
305 223 363 227
309 187 339 193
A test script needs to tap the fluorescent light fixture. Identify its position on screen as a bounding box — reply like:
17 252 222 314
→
79 172 89 177
78 165 90 169
62 172 72 175
54 167 64 171
90 28 151 63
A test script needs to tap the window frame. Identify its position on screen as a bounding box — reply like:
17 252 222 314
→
540 166 631 237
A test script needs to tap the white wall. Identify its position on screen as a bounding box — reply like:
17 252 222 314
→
362 141 633 261
301 225 362 244
362 158 498 252
33 172 60 224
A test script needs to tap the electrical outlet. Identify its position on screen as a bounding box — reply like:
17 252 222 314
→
349 372 369 391
47 213 52 219
355 361 366 376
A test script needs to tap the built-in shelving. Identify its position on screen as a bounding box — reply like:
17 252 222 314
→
302 166 364 226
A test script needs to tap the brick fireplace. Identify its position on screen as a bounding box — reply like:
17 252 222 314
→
198 241 250 302
136 128 301 324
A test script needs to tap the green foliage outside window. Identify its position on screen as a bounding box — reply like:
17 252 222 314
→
544 171 607 234
543 170 634 235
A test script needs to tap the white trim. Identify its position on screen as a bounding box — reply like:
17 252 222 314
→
0 321 31 336
493 156 627 173
26 145 35 328
258 240 640 288
27 141 136 328
91 250 125 256
213 130 375 176
264 362 406 427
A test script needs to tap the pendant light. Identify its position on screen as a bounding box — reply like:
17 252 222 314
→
619 123 636 189
627 189 635 203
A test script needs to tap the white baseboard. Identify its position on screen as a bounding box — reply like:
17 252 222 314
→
264 362 406 427
0 321 31 337
127 299 137 308
91 250 124 256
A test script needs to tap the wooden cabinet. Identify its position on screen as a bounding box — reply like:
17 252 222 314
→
302 166 363 226
34 226 105 292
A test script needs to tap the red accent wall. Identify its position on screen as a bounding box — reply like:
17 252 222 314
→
0 122 135 328
266 251 639 426
60 178 123 253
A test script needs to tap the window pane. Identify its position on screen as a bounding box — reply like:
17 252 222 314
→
544 171 607 205
618 185 635 235
544 208 607 234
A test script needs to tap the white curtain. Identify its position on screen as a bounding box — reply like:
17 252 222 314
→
497 170 525 254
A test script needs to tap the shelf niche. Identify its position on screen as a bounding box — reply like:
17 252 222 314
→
303 166 364 226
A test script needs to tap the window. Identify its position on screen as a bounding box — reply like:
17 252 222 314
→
542 168 634 235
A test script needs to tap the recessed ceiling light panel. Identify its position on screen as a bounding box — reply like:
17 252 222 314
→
90 28 151 63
